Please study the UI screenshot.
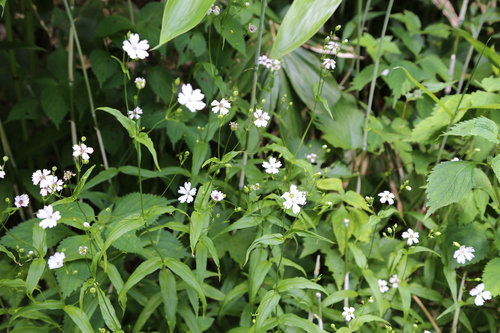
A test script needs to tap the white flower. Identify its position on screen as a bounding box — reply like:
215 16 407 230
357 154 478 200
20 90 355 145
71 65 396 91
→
378 279 389 293
380 69 390 76
128 106 143 120
342 306 355 322
306 153 317 163
270 59 281 72
178 84 206 112
73 143 94 160
211 98 231 115
378 190 395 205
229 121 238 130
122 33 149 60
262 157 282 174
207 4 221 15
253 109 270 127
79 246 88 255
37 205 61 229
389 274 400 288
32 169 51 187
211 190 225 202
48 252 65 269
281 185 307 214
402 228 419 246
248 24 257 33
451 157 460 161
469 283 491 306
14 194 29 208
135 77 146 89
178 182 197 203
453 245 475 264
258 55 268 65
322 58 336 70
63 170 75 181
83 222 90 228
424 331 432 333
325 41 340 54
0 165 5 178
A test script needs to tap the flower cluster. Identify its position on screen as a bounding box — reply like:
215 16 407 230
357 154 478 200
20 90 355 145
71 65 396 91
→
324 40 340 54
32 169 64 196
281 185 307 214
258 55 281 72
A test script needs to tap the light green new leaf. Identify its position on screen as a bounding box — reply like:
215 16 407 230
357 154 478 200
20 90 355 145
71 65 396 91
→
72 165 96 198
0 244 19 265
156 0 213 48
444 116 499 144
271 0 342 59
489 154 500 184
27 258 46 295
457 29 500 68
276 277 326 294
64 305 94 333
425 161 476 219
134 132 161 171
483 258 500 296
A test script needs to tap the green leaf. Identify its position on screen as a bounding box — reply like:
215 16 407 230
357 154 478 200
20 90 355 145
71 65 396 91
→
457 29 500 68
276 277 326 294
244 233 284 266
164 257 207 310
271 0 342 59
445 222 488 269
81 167 118 191
94 15 132 37
89 50 119 88
190 210 210 256
55 259 91 299
147 67 173 103
425 161 476 218
64 305 94 333
132 293 162 333
26 258 46 295
483 258 500 297
277 313 326 333
156 0 213 48
7 97 41 122
134 131 161 171
104 213 144 251
96 286 122 332
40 86 69 130
316 178 344 194
159 269 177 332
322 290 358 307
119 257 163 307
255 290 281 330
444 116 499 144
0 244 20 265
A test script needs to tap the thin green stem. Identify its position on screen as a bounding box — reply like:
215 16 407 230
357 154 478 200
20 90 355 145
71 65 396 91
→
127 0 135 25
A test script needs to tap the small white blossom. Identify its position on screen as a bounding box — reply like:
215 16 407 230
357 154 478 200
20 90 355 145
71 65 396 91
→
258 55 268 66
306 153 317 163
36 205 61 229
253 109 270 127
0 165 5 178
83 222 90 228
378 190 395 205
48 252 65 269
322 58 336 70
389 274 400 288
281 185 307 214
262 157 282 174
469 283 492 306
211 190 225 202
14 194 29 208
122 33 149 60
178 84 206 112
207 4 221 15
453 245 475 264
32 169 51 187
178 182 197 203
451 157 460 161
248 24 257 33
402 228 419 246
245 2 250 6
380 69 390 76
128 106 143 120
79 246 88 255
135 77 146 89
342 306 355 322
211 98 231 115
378 279 389 293
229 121 238 130
63 170 76 181
73 143 94 160
325 41 340 54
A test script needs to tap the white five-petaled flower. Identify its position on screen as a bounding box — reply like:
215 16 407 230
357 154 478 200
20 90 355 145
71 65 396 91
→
0 165 5 178
128 106 143 120
122 33 150 60
14 194 29 208
207 4 221 15
262 157 282 174
135 77 146 89
178 182 197 203
39 175 63 196
342 306 355 322
253 109 270 128
402 228 419 246
73 143 94 160
378 190 395 205
32 169 51 187
36 205 61 229
281 185 307 214
48 252 65 269
306 153 317 163
211 190 225 202
389 274 400 288
378 279 389 293
469 283 492 306
325 41 340 54
322 58 336 70
178 84 206 112
453 245 475 264
211 98 231 115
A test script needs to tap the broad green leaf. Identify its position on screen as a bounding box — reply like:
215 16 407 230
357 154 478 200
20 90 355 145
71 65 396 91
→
220 281 249 316
425 161 476 218
277 313 326 333
132 293 162 333
164 257 207 310
97 286 122 331
104 213 145 251
444 116 499 144
478 76 500 92
249 249 272 304
316 178 344 194
40 86 69 130
147 66 173 103
7 97 41 122
363 268 387 316
489 154 500 184
322 290 358 307
190 210 210 256
276 277 326 294
64 305 94 333
342 190 373 212
445 222 487 269
271 0 342 59
10 300 64 322
55 259 91 299
134 132 161 171
156 0 213 48
82 167 118 191
255 290 281 330
244 233 284 265
89 50 118 87
26 258 46 295
94 15 132 37
398 280 411 322
160 269 177 332
119 257 163 307
483 258 500 296
349 242 367 269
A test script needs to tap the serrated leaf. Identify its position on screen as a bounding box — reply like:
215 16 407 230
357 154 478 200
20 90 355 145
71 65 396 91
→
445 222 487 269
7 97 41 122
89 50 119 88
271 0 342 59
55 260 91 299
40 86 69 130
147 67 173 103
425 161 476 218
94 15 132 37
444 116 499 144
483 258 500 296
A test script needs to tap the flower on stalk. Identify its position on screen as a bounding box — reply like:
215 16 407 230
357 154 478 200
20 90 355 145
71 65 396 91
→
36 205 61 229
325 41 340 54
178 182 197 203
122 33 150 60
128 106 143 120
14 194 29 208
253 109 270 128
211 190 225 202
135 77 146 89
73 143 94 161
402 228 419 246
469 283 492 306
281 185 307 214
211 98 231 115
207 4 221 15
378 190 395 205
178 84 206 112
63 170 75 181
378 279 389 293
306 153 317 163
0 165 5 178
342 306 355 322
32 169 51 187
229 121 238 131
322 58 336 70
248 24 257 33
389 274 400 288
48 252 65 269
262 157 282 174
79 246 88 256
453 245 475 264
